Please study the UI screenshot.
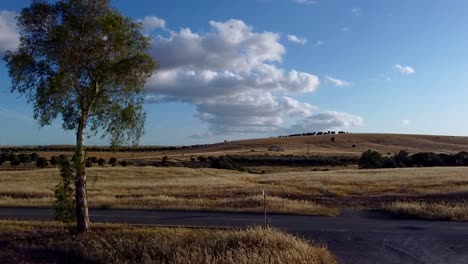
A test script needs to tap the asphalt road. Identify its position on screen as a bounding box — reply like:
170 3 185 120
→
1 207 467 264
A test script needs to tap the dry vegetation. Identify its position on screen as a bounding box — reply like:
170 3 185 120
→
1 166 468 214
383 201 468 221
0 221 337 264
13 133 468 161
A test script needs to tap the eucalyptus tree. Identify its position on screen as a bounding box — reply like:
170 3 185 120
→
4 0 157 232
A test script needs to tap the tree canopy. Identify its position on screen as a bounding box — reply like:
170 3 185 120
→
4 0 158 232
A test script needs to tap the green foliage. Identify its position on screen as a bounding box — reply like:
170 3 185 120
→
3 0 157 147
359 150 384 169
36 157 49 168
54 160 76 223
4 0 157 231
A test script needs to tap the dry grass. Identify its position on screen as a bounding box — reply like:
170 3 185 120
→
0 221 337 264
1 166 468 213
383 201 468 221
0 167 337 216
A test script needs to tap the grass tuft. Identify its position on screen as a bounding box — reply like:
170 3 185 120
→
383 201 468 221
0 221 337 264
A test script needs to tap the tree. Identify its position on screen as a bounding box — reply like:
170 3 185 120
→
359 150 384 169
50 156 59 167
10 155 21 168
30 153 39 162
98 158 106 167
109 157 117 166
36 157 49 168
4 0 157 233
89 156 98 165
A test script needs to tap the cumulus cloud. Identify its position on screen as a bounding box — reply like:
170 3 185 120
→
402 119 410 126
352 8 362 16
0 10 19 54
287 34 307 45
288 111 363 133
293 0 317 5
145 18 362 135
393 64 415 75
139 16 166 32
324 75 351 87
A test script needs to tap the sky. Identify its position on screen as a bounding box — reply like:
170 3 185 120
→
1 0 468 146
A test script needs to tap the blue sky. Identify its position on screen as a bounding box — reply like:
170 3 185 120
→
1 0 468 146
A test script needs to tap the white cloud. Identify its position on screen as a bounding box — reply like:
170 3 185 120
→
145 18 362 135
289 111 363 133
402 119 410 126
314 40 324 47
393 64 415 75
287 34 307 45
293 0 317 5
0 10 19 54
324 75 351 87
139 16 166 32
352 8 361 16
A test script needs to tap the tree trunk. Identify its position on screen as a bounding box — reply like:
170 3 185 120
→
75 118 90 232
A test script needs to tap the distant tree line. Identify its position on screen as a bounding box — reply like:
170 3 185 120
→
0 152 127 169
0 144 210 153
278 131 348 138
359 150 468 169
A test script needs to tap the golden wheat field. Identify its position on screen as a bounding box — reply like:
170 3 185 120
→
1 166 468 217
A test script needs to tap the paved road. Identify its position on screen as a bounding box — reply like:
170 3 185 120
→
1 207 467 264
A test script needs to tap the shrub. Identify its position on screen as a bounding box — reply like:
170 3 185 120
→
359 150 384 169
50 156 59 166
161 156 168 167
120 160 129 167
89 156 98 164
36 157 49 168
109 157 118 166
86 160 93 168
30 152 39 162
98 158 106 167
10 155 21 168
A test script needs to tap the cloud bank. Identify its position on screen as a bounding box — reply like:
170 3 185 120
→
147 18 362 135
0 11 363 138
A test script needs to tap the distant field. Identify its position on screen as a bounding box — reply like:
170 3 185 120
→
1 166 467 214
5 133 468 162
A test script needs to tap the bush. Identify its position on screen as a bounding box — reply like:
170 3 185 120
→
30 152 39 162
98 158 106 167
359 150 384 169
89 156 98 164
109 157 117 166
10 155 21 168
50 156 58 166
119 160 129 167
86 160 93 167
36 157 49 168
